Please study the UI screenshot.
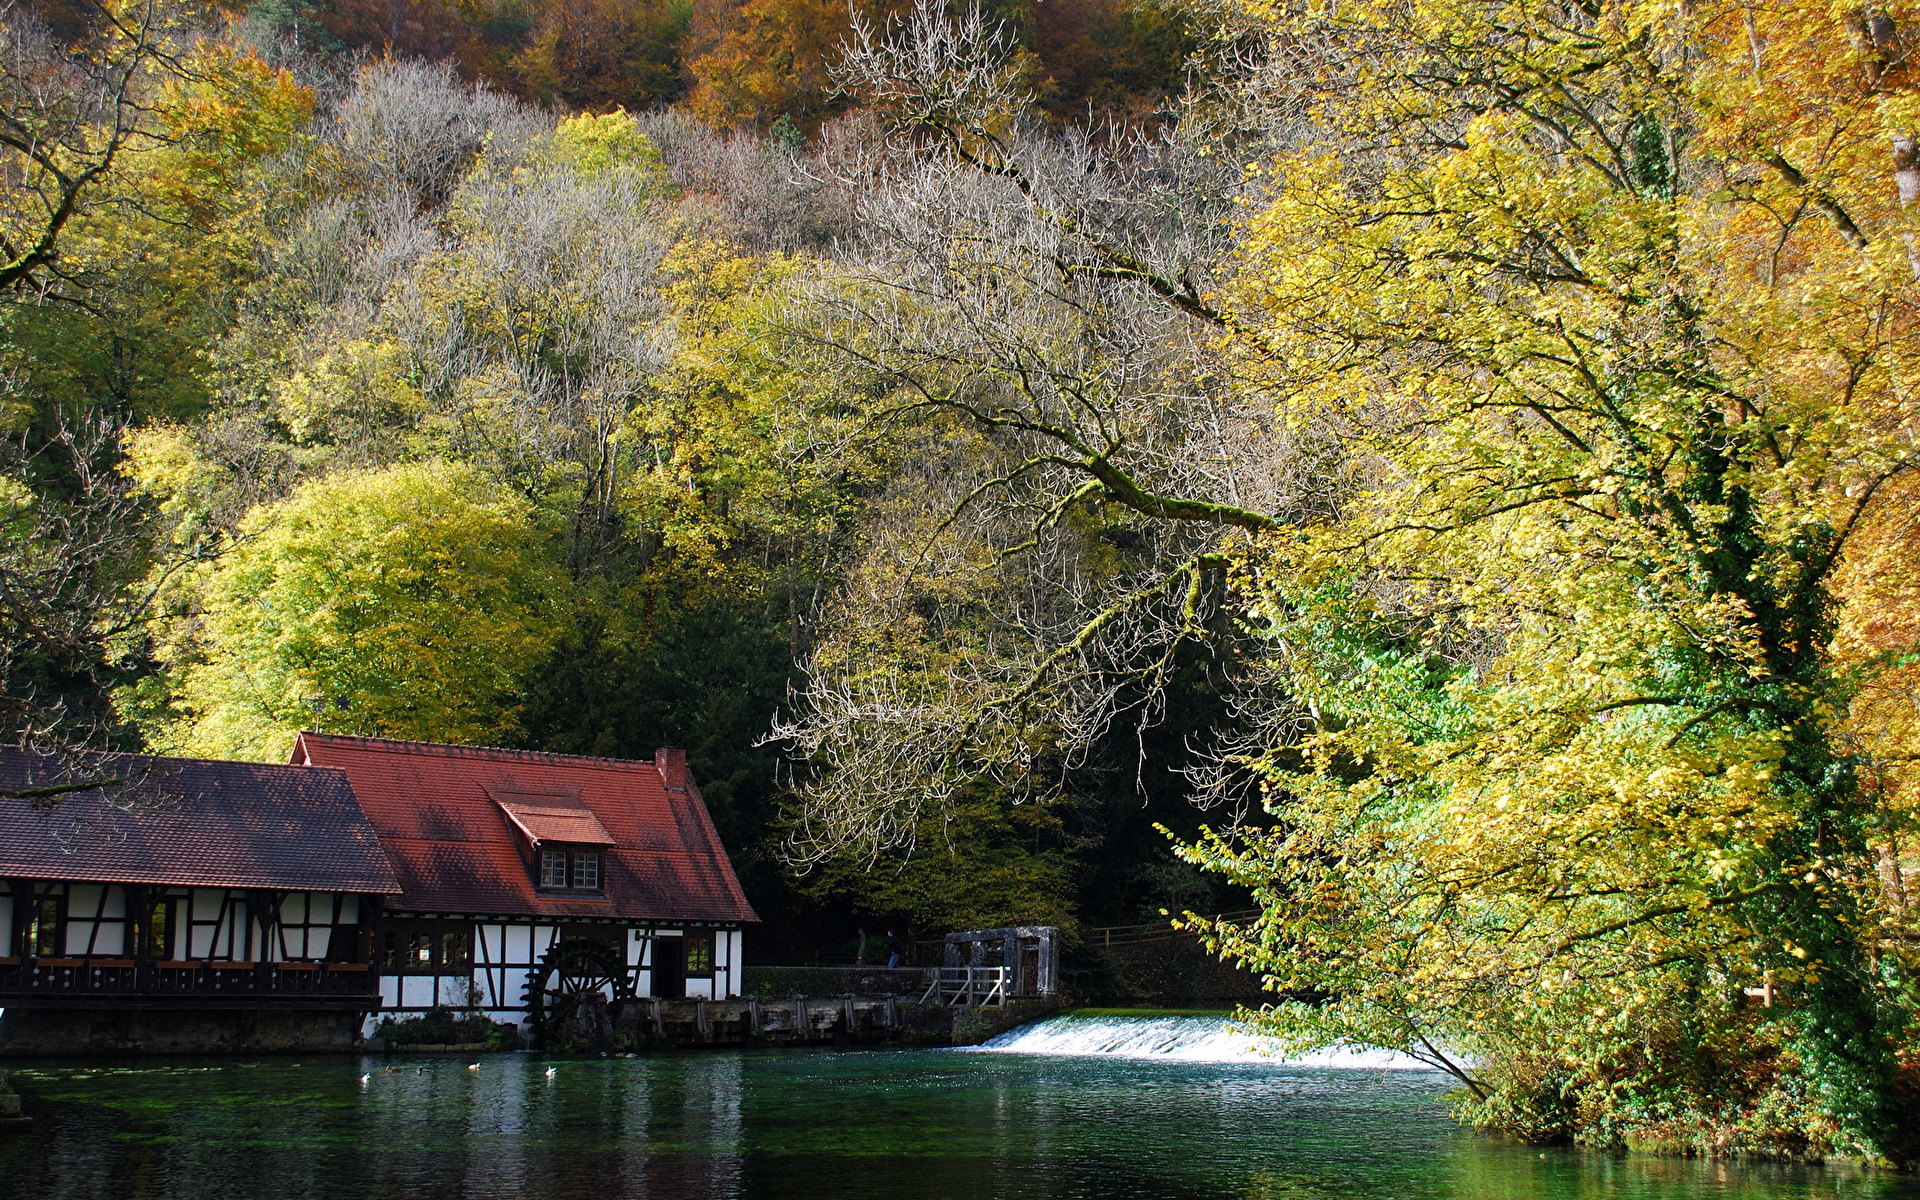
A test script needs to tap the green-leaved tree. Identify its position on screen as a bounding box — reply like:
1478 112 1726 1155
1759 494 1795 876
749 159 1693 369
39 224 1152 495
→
130 461 561 759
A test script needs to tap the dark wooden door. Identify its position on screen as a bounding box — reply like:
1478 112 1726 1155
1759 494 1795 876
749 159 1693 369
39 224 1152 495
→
651 936 685 998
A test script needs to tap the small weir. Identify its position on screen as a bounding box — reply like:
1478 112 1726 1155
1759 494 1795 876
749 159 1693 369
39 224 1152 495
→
973 1009 1435 1069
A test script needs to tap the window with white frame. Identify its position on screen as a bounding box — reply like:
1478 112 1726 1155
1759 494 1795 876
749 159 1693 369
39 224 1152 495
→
535 846 604 894
572 852 599 890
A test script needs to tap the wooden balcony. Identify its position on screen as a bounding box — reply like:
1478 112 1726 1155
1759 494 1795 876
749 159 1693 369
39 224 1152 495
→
0 958 379 1011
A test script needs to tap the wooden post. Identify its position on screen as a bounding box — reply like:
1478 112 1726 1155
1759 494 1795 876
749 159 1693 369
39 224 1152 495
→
248 890 286 963
4 881 18 959
125 885 148 959
125 884 149 993
363 897 385 967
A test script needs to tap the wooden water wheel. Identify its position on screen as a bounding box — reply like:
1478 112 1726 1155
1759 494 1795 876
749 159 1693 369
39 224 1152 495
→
523 940 634 1042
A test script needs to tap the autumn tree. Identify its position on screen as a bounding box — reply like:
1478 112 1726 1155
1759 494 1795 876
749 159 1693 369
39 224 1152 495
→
1026 0 1195 123
0 420 169 779
128 460 561 758
1 1 310 792
313 0 466 61
2 0 165 296
506 0 689 110
684 0 1201 131
685 0 887 130
1156 0 1920 1162
2 0 313 426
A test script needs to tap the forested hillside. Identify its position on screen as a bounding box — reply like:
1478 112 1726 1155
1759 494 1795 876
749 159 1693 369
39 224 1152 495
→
0 0 1245 944
223 0 1191 128
6 0 1920 1163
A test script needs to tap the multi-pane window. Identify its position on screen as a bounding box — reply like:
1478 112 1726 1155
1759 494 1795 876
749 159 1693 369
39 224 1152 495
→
141 898 173 959
535 847 604 893
441 929 472 968
685 932 714 976
381 924 472 974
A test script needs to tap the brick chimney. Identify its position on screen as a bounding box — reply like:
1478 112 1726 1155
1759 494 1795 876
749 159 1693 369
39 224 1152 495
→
656 747 688 791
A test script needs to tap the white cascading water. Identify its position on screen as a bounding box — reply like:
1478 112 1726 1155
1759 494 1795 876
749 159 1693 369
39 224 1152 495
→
970 1012 1434 1069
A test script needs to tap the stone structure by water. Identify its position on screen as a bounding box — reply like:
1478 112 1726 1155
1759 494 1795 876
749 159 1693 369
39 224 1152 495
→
0 1070 28 1135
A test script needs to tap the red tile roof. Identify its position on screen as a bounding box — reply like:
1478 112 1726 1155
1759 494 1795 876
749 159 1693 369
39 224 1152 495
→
491 791 615 846
0 747 401 893
291 733 757 924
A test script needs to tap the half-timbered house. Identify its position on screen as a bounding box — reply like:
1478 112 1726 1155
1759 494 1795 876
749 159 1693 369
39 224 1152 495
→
290 734 757 1037
0 747 401 1053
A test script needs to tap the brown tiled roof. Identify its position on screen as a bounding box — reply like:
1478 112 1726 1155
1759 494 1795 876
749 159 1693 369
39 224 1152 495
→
291 733 758 924
0 747 401 893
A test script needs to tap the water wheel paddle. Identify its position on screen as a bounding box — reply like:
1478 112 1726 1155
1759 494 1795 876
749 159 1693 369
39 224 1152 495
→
523 940 634 1043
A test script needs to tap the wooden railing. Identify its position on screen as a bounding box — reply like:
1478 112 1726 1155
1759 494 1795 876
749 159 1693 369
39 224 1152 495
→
1087 909 1262 949
0 958 378 1004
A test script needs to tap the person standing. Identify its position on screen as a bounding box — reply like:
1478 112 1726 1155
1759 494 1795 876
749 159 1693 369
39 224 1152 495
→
885 929 905 970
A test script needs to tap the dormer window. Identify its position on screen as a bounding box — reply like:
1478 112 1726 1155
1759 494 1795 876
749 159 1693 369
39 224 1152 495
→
490 787 616 897
537 846 603 893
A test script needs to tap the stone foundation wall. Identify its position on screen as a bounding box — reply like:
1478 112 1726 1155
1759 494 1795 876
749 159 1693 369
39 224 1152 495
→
523 995 1060 1052
0 1008 366 1055
0 1069 28 1134
949 998 1062 1046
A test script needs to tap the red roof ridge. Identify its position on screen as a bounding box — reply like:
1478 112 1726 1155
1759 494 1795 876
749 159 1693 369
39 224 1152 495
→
296 731 672 773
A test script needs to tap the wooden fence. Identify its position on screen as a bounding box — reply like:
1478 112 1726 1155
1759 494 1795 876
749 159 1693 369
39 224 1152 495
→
1085 909 1262 949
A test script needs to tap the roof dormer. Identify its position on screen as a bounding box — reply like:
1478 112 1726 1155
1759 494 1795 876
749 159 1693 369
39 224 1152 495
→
488 788 615 847
489 788 613 896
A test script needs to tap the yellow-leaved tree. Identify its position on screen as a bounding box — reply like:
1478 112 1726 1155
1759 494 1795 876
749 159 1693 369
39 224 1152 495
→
1 3 313 778
1174 0 1920 1162
129 461 561 760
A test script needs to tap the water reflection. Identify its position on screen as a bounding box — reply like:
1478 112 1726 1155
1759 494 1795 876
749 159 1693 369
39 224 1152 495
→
0 1052 1913 1200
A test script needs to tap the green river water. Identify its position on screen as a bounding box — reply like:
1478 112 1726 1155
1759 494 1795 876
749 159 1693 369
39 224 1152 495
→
0 1014 1914 1200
